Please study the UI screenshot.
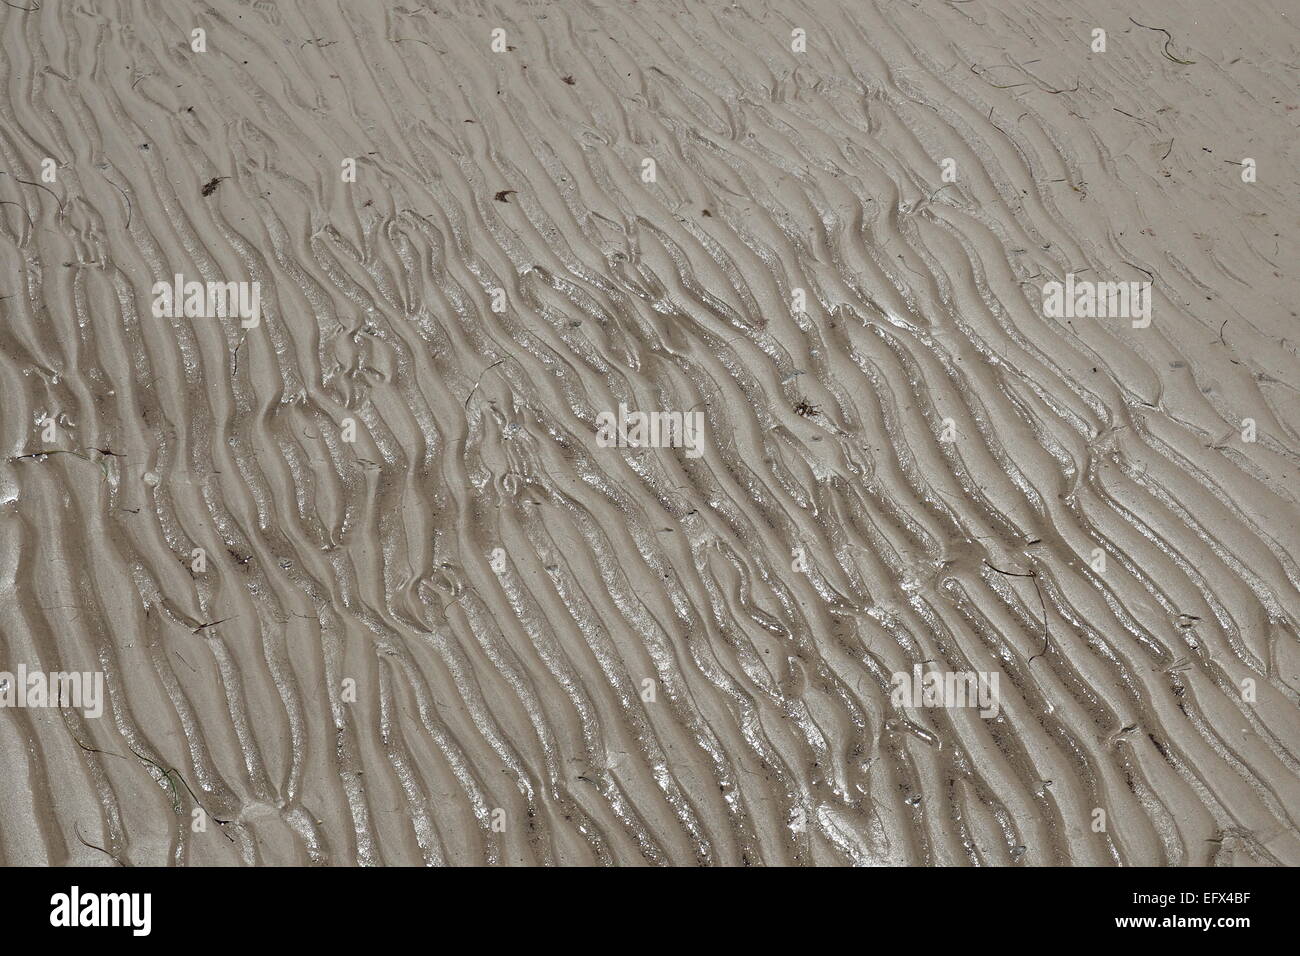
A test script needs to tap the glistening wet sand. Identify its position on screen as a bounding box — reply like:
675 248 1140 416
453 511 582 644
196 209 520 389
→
0 0 1297 866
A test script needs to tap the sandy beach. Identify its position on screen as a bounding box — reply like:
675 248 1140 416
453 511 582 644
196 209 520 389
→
0 0 1296 866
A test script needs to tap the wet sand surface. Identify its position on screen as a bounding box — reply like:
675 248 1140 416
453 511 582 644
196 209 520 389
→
0 0 1297 866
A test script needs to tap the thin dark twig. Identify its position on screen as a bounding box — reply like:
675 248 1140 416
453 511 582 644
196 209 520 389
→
14 176 65 216
984 558 1034 577
0 199 35 232
74 823 126 866
105 178 131 230
11 449 94 464
1127 261 1155 283
1038 79 1079 94
983 559 1050 663
60 709 127 762
970 64 1030 89
1113 108 1157 129
126 745 236 837
1129 17 1196 65
464 359 507 410
191 615 236 634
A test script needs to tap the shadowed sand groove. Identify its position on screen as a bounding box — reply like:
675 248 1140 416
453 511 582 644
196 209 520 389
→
0 0 1297 866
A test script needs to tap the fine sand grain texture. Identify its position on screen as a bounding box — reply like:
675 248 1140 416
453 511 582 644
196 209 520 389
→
0 0 1297 866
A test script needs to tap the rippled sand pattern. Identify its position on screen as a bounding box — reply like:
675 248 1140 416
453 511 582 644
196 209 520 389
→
1 0 1297 866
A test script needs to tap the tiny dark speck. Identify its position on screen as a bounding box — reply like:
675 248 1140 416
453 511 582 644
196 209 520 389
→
494 190 516 203
562 75 576 85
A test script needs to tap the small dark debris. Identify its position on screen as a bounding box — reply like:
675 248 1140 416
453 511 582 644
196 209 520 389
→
494 189 516 203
